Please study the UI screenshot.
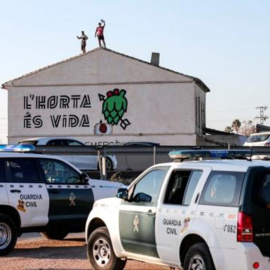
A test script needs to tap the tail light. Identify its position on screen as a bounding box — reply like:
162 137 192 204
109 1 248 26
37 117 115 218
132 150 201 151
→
264 142 270 146
237 212 253 242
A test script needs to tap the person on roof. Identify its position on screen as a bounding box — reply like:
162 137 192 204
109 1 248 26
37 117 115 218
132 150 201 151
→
77 31 88 53
95 20 106 48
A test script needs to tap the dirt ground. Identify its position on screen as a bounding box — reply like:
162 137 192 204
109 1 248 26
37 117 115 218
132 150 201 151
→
1 234 172 270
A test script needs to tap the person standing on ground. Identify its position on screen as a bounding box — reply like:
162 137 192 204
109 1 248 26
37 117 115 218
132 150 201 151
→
95 20 106 48
77 31 88 53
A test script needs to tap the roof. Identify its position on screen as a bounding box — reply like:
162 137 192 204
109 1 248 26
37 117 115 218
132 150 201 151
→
2 47 210 93
256 124 270 132
154 158 270 172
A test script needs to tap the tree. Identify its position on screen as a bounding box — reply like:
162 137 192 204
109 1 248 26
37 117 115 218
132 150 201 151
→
224 126 233 133
239 120 256 136
232 119 241 134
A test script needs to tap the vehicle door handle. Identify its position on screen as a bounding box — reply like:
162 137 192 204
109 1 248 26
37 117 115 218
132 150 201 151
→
10 189 21 193
147 210 156 217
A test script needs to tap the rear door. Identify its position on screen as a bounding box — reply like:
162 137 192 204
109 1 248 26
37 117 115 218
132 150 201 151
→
242 167 270 257
5 157 49 228
155 168 206 264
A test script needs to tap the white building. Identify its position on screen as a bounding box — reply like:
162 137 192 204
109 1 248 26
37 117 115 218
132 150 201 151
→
2 48 210 145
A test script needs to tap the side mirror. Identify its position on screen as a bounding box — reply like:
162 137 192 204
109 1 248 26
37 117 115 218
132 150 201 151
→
133 192 152 203
117 188 128 200
80 172 89 184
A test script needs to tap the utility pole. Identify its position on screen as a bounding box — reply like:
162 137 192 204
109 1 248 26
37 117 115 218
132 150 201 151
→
255 106 268 124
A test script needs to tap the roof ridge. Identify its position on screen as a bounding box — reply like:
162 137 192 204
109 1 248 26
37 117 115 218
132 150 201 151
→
2 47 102 88
2 47 210 92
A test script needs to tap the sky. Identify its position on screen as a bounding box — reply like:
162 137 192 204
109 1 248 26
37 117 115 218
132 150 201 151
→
1 0 270 143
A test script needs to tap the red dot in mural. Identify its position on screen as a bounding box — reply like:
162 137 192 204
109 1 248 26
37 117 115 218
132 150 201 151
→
99 123 107 133
113 88 120 95
107 91 113 97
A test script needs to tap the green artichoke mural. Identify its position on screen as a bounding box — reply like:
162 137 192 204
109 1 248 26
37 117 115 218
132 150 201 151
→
99 89 131 130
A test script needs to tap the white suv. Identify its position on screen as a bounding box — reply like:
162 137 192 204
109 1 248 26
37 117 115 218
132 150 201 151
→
85 150 270 270
244 132 270 147
244 132 270 160
0 146 123 256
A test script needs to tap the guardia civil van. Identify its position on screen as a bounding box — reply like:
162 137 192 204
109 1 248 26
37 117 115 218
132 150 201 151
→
85 149 270 270
0 145 124 256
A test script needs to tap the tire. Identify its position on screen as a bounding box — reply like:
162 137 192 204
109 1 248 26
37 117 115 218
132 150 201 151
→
40 230 68 240
0 214 18 256
87 227 126 270
183 243 215 270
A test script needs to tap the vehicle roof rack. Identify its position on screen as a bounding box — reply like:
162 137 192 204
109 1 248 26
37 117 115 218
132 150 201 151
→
169 149 252 161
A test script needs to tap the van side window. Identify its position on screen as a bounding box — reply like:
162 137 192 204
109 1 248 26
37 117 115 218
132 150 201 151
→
164 170 201 205
5 158 40 183
200 171 244 206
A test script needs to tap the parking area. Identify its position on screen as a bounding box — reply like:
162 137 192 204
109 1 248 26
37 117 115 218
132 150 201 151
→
4 233 171 270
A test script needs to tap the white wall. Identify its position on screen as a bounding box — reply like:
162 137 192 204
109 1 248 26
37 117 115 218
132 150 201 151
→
6 49 207 145
8 82 197 145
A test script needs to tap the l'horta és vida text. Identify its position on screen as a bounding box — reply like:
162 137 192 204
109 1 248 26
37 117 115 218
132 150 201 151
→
23 94 92 128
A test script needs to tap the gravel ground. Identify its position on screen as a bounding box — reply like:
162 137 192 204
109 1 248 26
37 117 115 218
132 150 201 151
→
1 234 172 270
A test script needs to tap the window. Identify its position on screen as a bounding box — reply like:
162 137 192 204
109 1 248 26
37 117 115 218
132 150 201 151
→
0 160 5 182
66 140 84 146
131 167 169 205
47 140 67 146
247 134 270 143
200 171 244 206
183 171 202 205
17 140 38 146
39 159 81 184
164 170 202 205
251 170 270 208
47 139 84 146
5 158 40 183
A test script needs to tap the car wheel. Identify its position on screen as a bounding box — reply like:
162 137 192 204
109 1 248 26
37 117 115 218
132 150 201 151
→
0 214 18 256
105 158 113 171
183 243 215 270
40 230 68 240
87 227 126 270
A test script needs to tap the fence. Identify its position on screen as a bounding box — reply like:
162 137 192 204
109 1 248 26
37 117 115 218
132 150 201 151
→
34 145 270 182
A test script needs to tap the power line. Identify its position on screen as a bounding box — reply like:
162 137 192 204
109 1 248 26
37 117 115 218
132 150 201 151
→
255 106 268 124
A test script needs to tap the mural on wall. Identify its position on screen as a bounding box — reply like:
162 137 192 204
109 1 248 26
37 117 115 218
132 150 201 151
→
22 89 131 132
98 88 131 130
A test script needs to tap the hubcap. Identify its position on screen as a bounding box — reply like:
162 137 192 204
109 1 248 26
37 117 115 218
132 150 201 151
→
188 255 205 270
0 223 11 249
92 237 111 267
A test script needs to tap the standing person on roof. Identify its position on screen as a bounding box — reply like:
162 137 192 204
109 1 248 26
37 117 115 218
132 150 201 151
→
77 31 88 53
95 20 106 48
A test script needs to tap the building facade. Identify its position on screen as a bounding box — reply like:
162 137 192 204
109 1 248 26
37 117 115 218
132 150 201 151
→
2 48 210 145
